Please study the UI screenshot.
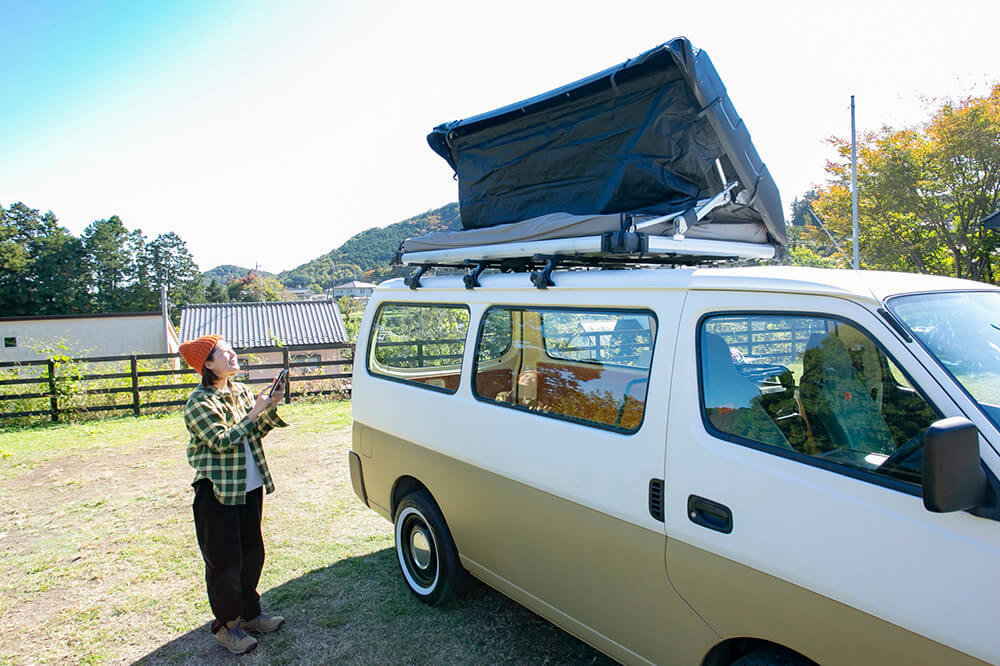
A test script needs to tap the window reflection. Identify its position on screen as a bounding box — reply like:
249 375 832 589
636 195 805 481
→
475 308 656 432
369 303 469 392
700 315 940 485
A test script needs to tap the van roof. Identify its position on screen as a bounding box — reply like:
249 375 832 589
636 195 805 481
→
377 266 996 304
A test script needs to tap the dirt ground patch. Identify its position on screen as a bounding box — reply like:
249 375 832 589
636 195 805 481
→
0 402 613 665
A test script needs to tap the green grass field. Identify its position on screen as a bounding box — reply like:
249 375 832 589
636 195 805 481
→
0 402 612 665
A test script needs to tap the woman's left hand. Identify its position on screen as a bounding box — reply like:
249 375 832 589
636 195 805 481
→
268 380 285 407
249 382 283 420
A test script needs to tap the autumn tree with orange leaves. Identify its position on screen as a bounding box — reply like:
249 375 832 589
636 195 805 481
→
802 85 1000 282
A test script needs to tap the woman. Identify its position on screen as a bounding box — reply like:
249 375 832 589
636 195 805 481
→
179 334 287 655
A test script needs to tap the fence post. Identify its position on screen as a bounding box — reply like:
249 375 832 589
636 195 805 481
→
283 348 291 404
47 359 58 423
130 355 140 416
346 344 355 397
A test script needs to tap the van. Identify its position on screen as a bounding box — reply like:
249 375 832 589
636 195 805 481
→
349 265 1000 665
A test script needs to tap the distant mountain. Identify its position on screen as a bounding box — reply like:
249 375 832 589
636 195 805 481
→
203 264 275 285
278 202 460 291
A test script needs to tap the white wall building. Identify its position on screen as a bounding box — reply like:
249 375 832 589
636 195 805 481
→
333 280 376 300
0 312 179 363
287 287 317 300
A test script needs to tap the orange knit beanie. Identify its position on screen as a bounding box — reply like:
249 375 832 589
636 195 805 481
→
179 334 223 375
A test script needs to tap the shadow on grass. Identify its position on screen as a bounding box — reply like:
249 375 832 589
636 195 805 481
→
136 547 616 665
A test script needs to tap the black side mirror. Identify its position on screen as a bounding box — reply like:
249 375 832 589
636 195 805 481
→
922 417 988 512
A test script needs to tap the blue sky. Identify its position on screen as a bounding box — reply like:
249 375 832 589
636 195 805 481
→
3 0 999 274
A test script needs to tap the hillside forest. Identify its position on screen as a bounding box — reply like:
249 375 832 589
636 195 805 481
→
1 84 997 320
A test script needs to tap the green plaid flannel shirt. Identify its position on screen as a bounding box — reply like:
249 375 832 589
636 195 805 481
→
184 380 287 505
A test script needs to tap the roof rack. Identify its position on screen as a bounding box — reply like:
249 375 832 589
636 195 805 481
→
398 232 775 269
399 232 776 290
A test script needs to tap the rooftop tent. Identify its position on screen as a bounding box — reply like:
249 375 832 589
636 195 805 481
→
412 37 786 261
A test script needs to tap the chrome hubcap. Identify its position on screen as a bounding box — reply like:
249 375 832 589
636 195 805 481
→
410 529 432 570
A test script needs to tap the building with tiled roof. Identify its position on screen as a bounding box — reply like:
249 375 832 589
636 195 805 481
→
178 300 350 382
179 300 347 348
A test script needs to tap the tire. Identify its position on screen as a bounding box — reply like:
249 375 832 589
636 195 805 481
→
394 490 464 605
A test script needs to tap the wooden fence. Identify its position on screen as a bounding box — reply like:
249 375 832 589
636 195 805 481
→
0 343 354 423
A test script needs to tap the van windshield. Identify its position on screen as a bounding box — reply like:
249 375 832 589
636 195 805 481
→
889 291 1000 427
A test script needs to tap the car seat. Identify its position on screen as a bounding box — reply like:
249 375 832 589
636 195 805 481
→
799 332 893 454
701 332 790 450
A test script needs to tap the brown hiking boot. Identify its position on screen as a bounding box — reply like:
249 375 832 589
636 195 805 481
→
243 612 285 634
215 621 258 654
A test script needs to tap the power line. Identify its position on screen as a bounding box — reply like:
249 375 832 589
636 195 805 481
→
806 206 851 266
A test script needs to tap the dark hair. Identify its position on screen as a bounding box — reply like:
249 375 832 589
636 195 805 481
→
201 343 221 387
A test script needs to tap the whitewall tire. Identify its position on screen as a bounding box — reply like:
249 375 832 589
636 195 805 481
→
394 490 464 605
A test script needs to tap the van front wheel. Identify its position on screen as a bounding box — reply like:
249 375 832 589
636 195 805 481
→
394 490 463 605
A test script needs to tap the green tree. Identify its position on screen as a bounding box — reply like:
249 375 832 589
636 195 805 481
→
82 216 143 312
336 296 365 342
136 232 205 315
789 189 819 227
205 278 228 303
0 203 91 315
785 223 849 269
811 84 1000 280
226 271 291 302
203 264 275 284
0 203 35 313
28 224 91 313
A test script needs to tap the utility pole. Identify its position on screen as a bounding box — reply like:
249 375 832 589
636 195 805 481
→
851 95 860 270
160 284 172 353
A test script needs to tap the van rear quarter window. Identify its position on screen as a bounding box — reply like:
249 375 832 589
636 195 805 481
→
368 303 470 393
699 313 941 487
474 306 656 432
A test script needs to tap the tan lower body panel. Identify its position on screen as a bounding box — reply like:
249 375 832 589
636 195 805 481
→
666 539 986 666
355 422 718 665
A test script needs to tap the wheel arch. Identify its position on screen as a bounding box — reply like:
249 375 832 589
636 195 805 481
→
391 475 432 519
702 638 817 666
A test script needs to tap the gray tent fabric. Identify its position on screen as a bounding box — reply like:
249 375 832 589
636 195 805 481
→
401 213 620 253
400 211 768 253
641 218 768 244
427 36 786 248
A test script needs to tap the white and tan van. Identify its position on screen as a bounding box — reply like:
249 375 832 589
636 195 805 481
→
349 266 1000 665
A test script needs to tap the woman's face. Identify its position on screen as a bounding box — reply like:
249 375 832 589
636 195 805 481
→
204 339 239 376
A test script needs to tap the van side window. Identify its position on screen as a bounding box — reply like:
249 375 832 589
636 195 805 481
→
368 303 469 393
477 309 513 362
474 307 656 432
699 315 941 486
543 311 653 367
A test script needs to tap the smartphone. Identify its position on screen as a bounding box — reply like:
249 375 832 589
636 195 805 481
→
268 369 289 397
